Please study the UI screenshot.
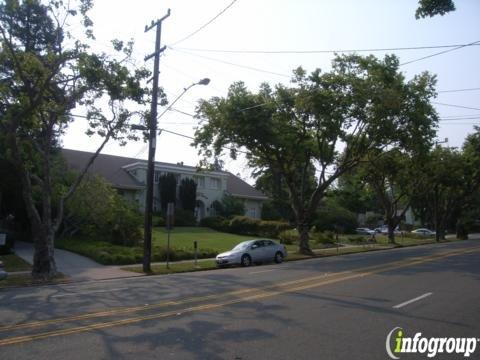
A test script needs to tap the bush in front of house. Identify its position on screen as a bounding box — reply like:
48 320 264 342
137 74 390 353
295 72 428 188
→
55 237 218 265
201 215 291 239
173 209 197 227
313 203 358 234
211 195 246 218
64 176 143 246
312 230 336 245
278 229 299 245
199 216 229 231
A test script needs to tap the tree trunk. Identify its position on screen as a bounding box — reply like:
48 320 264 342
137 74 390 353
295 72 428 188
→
456 220 468 240
297 223 314 255
32 226 57 279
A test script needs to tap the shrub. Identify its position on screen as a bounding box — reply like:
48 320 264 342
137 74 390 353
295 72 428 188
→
313 231 336 245
278 229 299 245
314 203 358 234
65 176 142 246
173 209 197 227
347 236 366 243
228 216 260 236
199 216 228 231
257 220 291 238
260 201 283 221
211 195 245 218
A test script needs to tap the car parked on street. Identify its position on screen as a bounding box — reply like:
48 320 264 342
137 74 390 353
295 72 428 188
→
355 228 376 235
216 239 287 267
411 228 436 236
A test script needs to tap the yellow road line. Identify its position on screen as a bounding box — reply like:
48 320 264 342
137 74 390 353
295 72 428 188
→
0 246 477 347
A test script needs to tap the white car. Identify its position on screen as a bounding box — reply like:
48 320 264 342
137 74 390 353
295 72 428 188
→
411 228 436 236
216 239 287 267
356 228 376 235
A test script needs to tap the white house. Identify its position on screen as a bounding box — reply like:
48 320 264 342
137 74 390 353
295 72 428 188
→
62 149 268 220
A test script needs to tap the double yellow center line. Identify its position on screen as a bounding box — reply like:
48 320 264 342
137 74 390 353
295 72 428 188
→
0 246 478 347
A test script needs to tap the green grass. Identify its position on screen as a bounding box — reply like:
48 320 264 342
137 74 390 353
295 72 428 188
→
0 254 32 272
56 227 259 265
152 227 256 253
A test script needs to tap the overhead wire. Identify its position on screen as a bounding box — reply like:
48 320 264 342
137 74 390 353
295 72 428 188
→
438 87 480 93
169 0 239 46
432 102 480 111
171 42 480 55
399 40 480 66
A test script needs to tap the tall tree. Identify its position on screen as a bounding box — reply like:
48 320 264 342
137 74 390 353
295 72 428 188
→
178 178 197 212
158 173 177 212
0 0 150 278
411 127 480 240
194 54 438 254
358 150 430 243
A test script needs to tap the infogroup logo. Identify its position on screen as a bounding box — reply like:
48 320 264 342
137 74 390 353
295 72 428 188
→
386 327 479 359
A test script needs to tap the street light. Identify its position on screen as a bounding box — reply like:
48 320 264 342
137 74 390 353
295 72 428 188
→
141 78 210 273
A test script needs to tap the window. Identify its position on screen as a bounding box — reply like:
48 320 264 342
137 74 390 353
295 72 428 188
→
194 176 205 189
209 177 221 190
154 171 161 183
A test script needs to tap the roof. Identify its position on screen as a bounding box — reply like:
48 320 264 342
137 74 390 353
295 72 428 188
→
61 149 144 190
61 149 268 200
226 172 268 200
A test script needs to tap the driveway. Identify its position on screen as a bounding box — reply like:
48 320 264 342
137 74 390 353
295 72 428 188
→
13 241 143 282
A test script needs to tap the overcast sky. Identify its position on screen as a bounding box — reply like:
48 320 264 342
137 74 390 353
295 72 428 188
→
62 0 480 181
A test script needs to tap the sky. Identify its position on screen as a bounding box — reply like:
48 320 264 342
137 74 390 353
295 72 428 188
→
62 0 480 182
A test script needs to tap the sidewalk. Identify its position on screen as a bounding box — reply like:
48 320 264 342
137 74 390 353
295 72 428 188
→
13 241 143 282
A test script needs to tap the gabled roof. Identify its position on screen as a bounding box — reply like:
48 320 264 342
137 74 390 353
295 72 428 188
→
61 149 268 200
226 172 268 200
61 149 144 190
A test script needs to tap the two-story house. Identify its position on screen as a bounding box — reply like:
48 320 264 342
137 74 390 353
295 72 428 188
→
62 149 268 220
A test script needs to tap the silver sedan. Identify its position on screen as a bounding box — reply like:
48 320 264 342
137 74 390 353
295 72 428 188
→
216 239 287 267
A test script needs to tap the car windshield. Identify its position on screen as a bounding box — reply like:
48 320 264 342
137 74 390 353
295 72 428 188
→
233 241 253 251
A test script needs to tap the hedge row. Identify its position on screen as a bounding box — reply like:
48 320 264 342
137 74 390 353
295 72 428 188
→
55 238 217 265
200 216 291 239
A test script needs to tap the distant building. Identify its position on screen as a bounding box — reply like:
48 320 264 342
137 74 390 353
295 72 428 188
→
62 149 268 220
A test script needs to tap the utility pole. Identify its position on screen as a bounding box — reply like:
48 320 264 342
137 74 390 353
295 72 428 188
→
143 9 170 273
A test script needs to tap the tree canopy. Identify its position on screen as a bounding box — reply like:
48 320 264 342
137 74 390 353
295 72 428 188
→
194 54 438 253
0 0 151 277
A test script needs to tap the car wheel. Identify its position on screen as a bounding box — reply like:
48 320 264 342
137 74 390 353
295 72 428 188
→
241 254 252 267
274 251 284 264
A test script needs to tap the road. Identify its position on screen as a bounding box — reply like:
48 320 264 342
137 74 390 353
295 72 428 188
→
1 239 479 359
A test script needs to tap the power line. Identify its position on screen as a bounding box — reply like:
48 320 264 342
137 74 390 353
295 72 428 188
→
400 40 480 66
169 47 291 78
170 0 239 46
160 127 249 154
171 42 480 54
438 87 480 93
432 101 480 111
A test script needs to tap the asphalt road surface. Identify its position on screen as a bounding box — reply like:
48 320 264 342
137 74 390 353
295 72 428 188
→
1 239 479 360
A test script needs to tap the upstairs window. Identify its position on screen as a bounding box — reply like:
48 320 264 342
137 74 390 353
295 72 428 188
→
209 177 221 190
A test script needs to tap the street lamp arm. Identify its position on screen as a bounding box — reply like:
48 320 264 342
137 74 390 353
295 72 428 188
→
157 78 210 121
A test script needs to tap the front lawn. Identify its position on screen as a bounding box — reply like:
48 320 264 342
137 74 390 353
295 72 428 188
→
0 254 32 272
152 227 257 253
56 227 264 265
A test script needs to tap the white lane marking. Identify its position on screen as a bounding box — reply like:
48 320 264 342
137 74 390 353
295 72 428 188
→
249 269 275 275
393 292 433 309
52 287 128 298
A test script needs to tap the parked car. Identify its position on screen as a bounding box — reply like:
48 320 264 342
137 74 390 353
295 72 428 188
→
411 228 436 236
0 260 7 280
375 226 401 234
355 228 376 235
216 239 287 267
